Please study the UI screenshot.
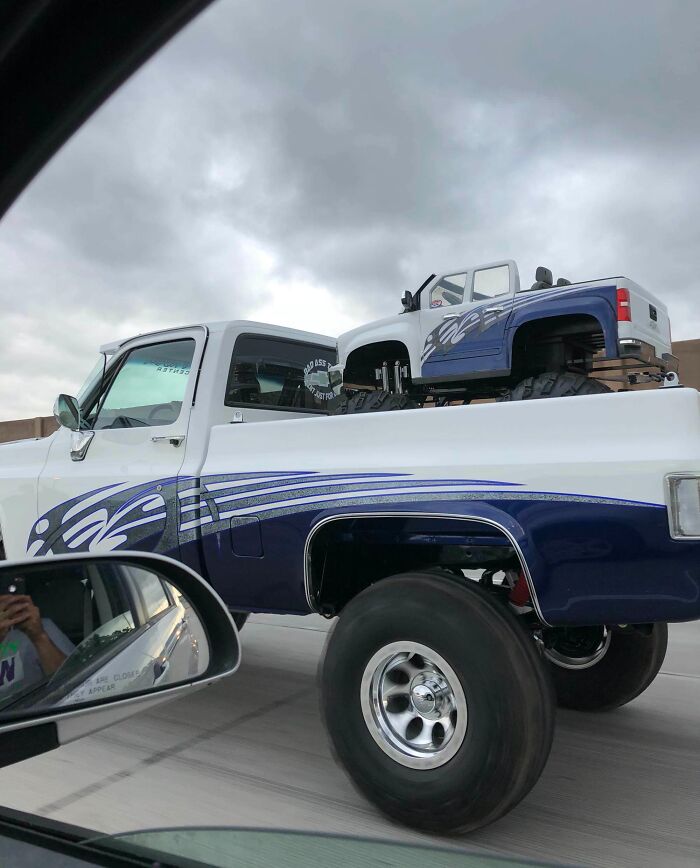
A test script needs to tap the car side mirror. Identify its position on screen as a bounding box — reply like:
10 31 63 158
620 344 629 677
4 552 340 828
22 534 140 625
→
0 553 240 768
53 394 81 431
401 290 415 312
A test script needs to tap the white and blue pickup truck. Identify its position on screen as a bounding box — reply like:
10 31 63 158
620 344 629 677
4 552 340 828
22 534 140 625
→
331 260 677 411
0 317 698 834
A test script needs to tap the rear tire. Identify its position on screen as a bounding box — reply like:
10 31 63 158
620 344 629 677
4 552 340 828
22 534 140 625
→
545 623 668 711
330 390 417 414
500 371 611 401
321 572 555 833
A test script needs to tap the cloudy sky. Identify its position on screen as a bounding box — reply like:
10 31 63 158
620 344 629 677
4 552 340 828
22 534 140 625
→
1 0 699 420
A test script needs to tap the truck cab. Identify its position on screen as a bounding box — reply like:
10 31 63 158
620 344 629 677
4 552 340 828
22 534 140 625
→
0 321 336 563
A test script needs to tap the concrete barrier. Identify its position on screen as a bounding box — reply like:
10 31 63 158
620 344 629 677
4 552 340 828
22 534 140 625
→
0 416 57 443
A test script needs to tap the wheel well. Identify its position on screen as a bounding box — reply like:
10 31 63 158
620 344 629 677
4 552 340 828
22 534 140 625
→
511 314 605 378
344 341 410 388
306 514 532 616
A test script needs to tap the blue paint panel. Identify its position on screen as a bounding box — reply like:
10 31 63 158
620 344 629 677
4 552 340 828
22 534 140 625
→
422 346 510 379
189 495 700 625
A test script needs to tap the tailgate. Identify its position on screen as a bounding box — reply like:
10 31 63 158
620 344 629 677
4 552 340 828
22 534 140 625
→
620 279 672 358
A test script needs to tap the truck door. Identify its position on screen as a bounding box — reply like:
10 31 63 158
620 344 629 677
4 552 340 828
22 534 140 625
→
419 262 516 379
32 328 205 558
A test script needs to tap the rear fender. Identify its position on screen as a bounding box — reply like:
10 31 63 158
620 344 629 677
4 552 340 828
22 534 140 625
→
506 291 618 363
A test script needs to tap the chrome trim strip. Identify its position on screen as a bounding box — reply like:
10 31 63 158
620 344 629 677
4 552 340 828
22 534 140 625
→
303 511 550 626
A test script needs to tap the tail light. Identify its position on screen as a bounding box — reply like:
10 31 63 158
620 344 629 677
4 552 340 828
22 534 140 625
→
617 288 631 322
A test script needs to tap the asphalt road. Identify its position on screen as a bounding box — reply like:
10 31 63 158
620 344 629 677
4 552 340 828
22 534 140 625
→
1 615 698 868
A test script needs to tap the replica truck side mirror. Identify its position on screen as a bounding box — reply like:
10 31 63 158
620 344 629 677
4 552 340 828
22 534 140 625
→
401 290 415 312
0 553 240 768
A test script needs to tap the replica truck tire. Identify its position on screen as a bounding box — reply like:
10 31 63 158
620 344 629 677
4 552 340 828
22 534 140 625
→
500 371 611 401
329 390 417 414
545 623 668 712
320 572 555 833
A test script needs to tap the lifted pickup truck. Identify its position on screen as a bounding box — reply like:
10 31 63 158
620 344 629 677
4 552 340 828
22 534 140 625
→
331 260 678 410
1 318 699 834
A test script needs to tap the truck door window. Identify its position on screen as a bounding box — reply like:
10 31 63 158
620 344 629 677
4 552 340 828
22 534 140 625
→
90 339 195 430
225 335 336 412
472 265 510 301
429 273 468 308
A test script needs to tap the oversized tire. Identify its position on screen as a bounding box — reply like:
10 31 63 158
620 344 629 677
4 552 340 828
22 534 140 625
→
544 623 668 712
231 612 249 631
500 371 611 401
329 390 417 414
320 572 555 833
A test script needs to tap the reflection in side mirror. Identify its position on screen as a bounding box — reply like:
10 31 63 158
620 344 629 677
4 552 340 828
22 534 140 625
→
0 553 239 766
53 393 81 431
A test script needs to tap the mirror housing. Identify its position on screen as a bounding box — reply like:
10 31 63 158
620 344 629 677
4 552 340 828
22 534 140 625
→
53 394 81 431
0 553 240 768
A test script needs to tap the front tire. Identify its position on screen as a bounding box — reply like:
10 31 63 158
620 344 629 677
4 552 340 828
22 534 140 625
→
321 572 555 833
544 623 668 711
500 371 611 401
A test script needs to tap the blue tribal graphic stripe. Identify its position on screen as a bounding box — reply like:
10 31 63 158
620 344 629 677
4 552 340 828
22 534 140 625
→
27 472 523 556
27 471 657 557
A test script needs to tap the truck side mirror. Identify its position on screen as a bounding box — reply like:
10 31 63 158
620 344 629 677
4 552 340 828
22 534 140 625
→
401 291 415 312
0 553 240 769
53 394 81 431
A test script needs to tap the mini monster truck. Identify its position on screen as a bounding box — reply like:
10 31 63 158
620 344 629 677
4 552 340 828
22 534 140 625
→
330 261 678 411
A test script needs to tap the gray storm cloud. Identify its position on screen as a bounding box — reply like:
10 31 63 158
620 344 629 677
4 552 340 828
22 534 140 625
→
1 0 699 419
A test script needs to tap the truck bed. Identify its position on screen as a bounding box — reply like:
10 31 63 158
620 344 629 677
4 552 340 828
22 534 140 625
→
191 388 700 624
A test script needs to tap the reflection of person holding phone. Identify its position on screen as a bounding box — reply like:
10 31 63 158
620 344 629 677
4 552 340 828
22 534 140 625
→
0 591 75 693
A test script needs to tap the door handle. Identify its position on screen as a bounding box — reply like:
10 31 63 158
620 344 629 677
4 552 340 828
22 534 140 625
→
151 434 186 446
442 313 460 320
484 306 505 314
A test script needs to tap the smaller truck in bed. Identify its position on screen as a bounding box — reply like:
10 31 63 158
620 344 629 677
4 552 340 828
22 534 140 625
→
332 260 678 410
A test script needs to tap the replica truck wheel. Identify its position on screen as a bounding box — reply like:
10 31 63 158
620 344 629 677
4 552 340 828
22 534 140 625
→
329 390 417 414
321 572 555 833
543 623 668 711
500 371 611 401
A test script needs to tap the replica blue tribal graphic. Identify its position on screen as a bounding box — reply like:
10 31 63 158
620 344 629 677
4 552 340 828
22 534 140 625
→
421 282 612 364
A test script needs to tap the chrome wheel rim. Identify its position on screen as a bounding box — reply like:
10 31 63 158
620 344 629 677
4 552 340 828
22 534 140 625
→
360 642 468 769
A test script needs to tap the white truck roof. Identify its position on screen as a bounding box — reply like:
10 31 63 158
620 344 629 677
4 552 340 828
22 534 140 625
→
99 319 336 355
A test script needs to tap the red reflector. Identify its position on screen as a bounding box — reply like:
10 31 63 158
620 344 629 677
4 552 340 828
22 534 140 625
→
509 571 530 606
617 287 631 322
